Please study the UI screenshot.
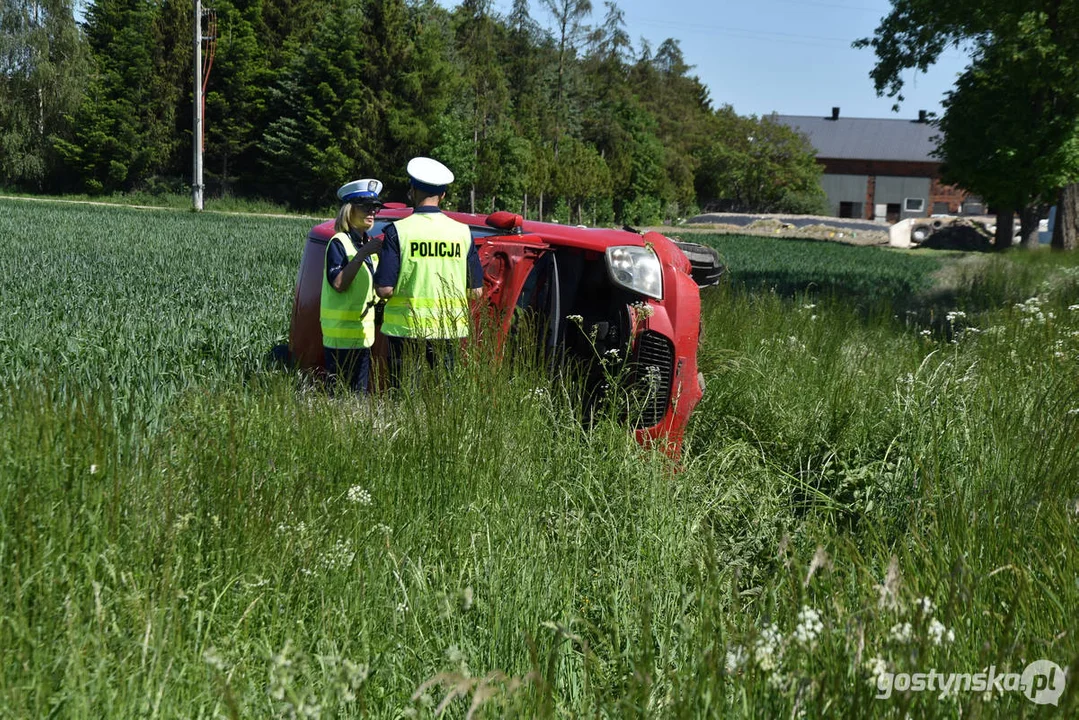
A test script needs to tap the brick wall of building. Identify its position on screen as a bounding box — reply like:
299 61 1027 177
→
817 158 968 218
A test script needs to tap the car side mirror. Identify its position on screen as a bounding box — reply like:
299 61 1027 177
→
487 211 524 233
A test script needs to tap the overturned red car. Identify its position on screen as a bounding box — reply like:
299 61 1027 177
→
287 205 722 454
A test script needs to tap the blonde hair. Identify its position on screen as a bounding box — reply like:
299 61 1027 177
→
334 202 360 234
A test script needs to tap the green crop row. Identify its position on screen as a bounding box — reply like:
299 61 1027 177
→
1 199 1077 717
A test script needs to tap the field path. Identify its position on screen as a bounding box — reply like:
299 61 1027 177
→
0 193 323 221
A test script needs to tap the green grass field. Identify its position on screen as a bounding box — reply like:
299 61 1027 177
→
2 198 1077 718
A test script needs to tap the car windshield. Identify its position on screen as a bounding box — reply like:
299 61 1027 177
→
370 219 500 243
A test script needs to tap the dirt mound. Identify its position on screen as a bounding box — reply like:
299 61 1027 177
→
919 225 993 252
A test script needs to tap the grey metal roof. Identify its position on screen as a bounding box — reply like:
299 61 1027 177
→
773 114 941 163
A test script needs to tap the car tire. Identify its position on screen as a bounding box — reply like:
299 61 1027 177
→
672 241 725 287
911 224 932 243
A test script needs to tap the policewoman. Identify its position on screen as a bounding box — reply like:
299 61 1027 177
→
321 178 385 393
374 158 484 388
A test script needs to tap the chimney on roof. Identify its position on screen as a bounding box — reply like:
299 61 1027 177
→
831 107 840 121
918 109 928 123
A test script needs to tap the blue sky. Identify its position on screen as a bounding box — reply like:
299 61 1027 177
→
480 0 971 120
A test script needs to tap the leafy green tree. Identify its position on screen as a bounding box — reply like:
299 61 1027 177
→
523 139 553 220
936 40 1079 249
430 106 477 210
630 37 712 217
554 135 609 223
855 0 1079 249
580 2 632 198
696 108 826 214
0 0 88 188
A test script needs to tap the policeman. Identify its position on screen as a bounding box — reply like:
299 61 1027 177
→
374 157 484 389
321 178 384 393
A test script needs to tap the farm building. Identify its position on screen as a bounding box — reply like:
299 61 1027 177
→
775 108 972 223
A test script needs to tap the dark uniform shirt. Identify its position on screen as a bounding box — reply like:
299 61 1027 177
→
372 206 484 290
326 229 374 286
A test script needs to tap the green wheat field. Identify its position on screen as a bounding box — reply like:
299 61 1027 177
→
1 197 1077 718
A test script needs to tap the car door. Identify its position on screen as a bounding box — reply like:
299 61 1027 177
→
474 234 550 341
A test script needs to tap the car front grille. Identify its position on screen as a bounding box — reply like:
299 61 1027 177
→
630 330 674 427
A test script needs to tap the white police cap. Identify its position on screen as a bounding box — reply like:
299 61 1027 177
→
337 178 384 204
406 157 454 194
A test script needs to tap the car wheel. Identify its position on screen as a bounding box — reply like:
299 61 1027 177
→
672 241 725 287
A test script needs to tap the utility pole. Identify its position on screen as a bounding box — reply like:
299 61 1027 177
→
193 0 204 210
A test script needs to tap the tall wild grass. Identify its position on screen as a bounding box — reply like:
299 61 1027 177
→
1 201 1077 717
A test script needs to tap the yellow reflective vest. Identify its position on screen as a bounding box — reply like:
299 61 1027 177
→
320 232 378 349
381 212 472 339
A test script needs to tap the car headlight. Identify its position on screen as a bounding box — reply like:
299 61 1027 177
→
605 245 663 299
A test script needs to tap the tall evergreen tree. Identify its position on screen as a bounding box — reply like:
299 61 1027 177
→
359 0 457 195
203 0 272 195
54 0 177 192
451 0 508 211
539 0 590 157
260 0 378 205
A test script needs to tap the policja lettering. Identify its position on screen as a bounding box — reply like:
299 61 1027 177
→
410 240 462 258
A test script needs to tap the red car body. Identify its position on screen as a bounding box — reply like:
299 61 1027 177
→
288 206 711 456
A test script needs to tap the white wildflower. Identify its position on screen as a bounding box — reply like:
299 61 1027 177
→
767 670 789 690
793 606 824 648
725 644 748 673
803 303 817 310
945 310 966 323
916 596 935 616
1069 304 1079 311
864 656 888 688
396 602 409 614
920 329 932 336
269 641 296 702
346 485 372 506
631 302 655 319
927 618 955 646
337 659 369 702
1067 408 1079 416
810 314 818 321
461 586 473 611
889 622 913 644
753 623 783 671
89 464 98 475
566 314 583 324
203 646 228 672
375 523 393 535
319 538 355 571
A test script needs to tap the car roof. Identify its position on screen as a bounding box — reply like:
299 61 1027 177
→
311 208 648 251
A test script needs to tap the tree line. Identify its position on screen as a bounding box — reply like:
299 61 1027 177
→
858 0 1079 250
0 0 828 223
